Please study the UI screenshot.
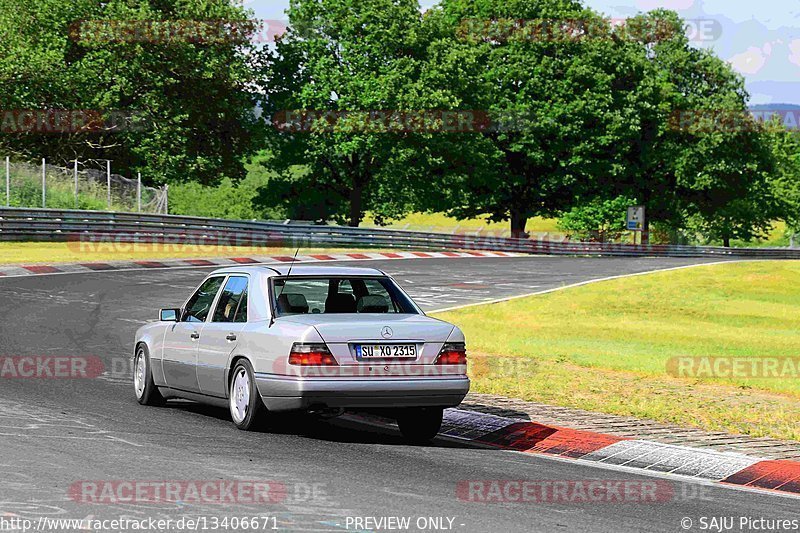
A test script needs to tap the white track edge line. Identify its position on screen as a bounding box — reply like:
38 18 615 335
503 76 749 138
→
430 260 759 313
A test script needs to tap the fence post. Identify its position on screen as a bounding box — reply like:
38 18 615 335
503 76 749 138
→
106 160 111 210
41 158 46 208
137 172 142 212
5 156 9 207
74 159 79 209
164 184 169 214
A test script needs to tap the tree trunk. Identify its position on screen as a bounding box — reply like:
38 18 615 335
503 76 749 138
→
510 210 528 239
723 234 731 248
348 185 363 227
641 216 650 245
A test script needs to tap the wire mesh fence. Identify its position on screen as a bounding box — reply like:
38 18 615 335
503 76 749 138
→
1 157 167 213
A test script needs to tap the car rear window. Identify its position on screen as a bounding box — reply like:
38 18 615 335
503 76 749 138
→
271 277 418 316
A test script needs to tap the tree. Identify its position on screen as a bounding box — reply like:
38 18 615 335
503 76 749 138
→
558 195 635 243
678 121 779 247
419 0 643 236
0 0 265 185
766 126 800 238
262 0 442 227
608 10 778 245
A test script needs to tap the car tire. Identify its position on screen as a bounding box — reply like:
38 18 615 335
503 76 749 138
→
229 359 267 431
134 345 165 406
396 407 444 444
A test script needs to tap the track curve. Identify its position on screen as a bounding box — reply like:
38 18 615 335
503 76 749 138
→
0 256 797 532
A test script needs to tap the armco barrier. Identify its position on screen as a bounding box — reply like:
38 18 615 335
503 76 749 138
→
1 207 799 259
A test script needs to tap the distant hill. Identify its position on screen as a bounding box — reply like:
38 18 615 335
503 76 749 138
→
748 104 800 130
749 103 800 111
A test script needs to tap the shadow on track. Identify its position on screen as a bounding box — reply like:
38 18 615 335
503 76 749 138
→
163 400 478 449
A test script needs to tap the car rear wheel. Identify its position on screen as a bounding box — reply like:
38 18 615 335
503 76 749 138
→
134 345 165 406
396 407 443 444
229 359 267 431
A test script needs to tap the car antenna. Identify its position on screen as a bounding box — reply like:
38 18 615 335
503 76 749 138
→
270 247 300 327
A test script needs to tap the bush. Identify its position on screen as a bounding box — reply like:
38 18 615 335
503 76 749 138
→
169 171 284 221
558 196 635 243
7 167 118 210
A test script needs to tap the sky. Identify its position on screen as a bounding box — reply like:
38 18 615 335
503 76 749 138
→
245 0 800 105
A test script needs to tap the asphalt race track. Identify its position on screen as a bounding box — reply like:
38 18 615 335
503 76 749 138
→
1 256 798 532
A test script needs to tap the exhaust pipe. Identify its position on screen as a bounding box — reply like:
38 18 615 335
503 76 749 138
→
307 406 345 419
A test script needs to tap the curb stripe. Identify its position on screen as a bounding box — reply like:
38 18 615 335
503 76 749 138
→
184 259 216 266
723 460 800 490
348 407 800 498
134 261 168 268
80 263 115 270
441 410 622 458
581 440 760 481
23 265 61 274
476 422 624 458
0 251 519 280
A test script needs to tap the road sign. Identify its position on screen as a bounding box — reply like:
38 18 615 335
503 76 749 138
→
627 206 645 232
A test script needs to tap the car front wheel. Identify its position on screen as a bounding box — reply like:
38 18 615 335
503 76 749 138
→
396 407 444 444
229 359 267 431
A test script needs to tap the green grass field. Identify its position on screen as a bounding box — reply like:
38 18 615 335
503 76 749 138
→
366 212 793 246
362 212 560 235
435 261 800 441
730 220 792 248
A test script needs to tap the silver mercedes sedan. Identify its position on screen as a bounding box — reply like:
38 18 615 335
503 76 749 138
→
133 265 470 442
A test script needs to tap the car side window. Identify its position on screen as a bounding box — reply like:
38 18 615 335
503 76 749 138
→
234 287 248 323
182 277 225 323
212 276 248 323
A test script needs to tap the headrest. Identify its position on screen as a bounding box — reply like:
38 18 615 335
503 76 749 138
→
357 295 389 313
277 293 309 314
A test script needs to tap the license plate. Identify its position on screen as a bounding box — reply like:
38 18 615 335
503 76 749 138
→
355 344 417 359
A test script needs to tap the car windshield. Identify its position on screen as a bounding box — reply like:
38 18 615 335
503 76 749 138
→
271 276 419 316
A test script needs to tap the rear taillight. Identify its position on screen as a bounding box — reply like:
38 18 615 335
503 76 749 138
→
289 343 338 366
435 342 467 365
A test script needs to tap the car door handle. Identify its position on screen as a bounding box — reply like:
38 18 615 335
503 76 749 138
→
226 333 237 341
190 331 200 340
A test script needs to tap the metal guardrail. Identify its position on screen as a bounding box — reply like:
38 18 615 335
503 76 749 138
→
1 207 799 259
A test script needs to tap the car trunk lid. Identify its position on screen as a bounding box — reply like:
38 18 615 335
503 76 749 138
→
279 314 454 367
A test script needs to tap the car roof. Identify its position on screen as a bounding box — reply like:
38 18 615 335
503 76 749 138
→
207 264 386 277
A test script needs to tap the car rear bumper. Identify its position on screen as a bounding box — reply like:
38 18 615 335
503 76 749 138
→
254 373 470 412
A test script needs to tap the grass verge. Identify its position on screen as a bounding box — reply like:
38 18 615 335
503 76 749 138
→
434 261 800 441
362 212 560 235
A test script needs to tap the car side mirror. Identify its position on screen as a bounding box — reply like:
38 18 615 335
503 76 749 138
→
160 308 180 322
